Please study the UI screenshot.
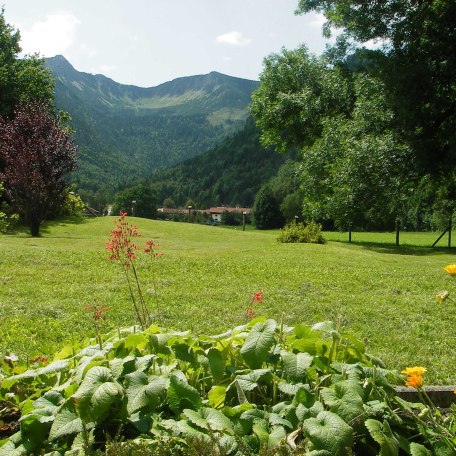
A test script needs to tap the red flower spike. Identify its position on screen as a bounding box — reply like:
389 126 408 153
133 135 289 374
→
251 291 263 303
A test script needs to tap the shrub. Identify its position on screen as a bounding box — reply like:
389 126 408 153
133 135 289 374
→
0 183 19 233
1 319 454 455
57 190 85 217
277 221 325 244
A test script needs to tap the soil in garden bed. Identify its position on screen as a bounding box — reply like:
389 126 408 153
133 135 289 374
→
0 400 20 438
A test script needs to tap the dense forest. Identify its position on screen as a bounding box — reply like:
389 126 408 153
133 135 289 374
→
118 118 287 210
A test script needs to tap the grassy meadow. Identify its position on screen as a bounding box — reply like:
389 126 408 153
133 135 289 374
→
0 216 455 384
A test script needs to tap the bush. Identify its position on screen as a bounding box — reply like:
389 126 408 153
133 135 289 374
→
1 318 454 455
0 183 19 233
57 191 85 217
277 221 325 244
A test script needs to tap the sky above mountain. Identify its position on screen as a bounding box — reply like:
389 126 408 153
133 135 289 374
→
2 0 336 87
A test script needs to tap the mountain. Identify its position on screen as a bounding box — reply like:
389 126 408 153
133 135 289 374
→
147 117 287 208
44 55 259 193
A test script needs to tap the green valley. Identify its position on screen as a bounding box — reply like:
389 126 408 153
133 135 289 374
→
45 55 259 195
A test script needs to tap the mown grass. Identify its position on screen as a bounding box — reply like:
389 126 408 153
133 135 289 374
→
0 217 455 384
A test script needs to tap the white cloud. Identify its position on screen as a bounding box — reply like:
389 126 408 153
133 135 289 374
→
308 13 326 28
363 37 389 50
79 43 97 58
90 64 117 75
216 31 251 46
20 12 80 57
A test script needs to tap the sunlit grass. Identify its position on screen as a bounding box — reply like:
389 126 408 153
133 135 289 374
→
0 217 455 384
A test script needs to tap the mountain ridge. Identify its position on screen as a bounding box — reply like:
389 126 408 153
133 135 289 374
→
44 55 259 195
46 55 258 111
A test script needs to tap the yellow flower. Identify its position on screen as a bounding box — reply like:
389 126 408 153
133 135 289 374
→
405 374 424 388
401 366 427 389
444 264 456 276
436 290 449 303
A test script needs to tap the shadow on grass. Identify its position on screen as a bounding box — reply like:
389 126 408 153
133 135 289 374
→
334 240 454 256
39 216 91 234
8 217 92 238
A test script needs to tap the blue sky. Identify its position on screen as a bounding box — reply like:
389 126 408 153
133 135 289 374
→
2 0 335 87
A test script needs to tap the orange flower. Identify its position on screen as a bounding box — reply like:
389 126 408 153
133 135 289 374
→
444 264 456 276
401 366 426 389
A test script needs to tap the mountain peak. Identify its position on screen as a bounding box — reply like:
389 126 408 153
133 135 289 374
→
44 55 259 192
46 55 74 70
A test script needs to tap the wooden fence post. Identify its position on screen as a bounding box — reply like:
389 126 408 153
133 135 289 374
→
395 219 400 246
449 214 453 248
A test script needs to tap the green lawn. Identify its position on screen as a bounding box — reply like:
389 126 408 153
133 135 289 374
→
0 217 455 384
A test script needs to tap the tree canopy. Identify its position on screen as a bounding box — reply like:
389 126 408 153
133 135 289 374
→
250 2 455 230
112 184 157 219
296 0 456 176
253 185 284 230
0 101 77 236
0 8 54 118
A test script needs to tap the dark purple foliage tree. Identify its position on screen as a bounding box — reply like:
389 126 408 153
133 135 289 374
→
0 101 77 236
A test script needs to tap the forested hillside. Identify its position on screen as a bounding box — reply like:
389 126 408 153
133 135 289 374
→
44 56 258 197
147 117 287 208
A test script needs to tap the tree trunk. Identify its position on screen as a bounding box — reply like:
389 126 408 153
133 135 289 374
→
30 218 41 237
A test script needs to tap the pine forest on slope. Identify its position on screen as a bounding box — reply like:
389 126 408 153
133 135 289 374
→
147 117 287 208
44 55 259 194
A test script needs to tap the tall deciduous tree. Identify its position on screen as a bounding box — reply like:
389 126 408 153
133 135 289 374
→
252 46 415 230
0 8 54 118
251 45 352 153
296 0 456 176
0 101 77 236
113 184 157 219
253 185 284 230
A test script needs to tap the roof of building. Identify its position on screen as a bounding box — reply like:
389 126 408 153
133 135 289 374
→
207 207 251 214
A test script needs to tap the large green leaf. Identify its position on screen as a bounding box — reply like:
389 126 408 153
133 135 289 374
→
365 419 399 456
281 350 313 383
320 381 364 424
293 385 316 408
166 373 202 415
207 348 226 383
311 321 338 337
252 419 286 449
295 401 324 422
128 410 153 434
8 359 70 380
268 413 293 429
72 366 124 422
302 411 353 456
125 371 168 414
240 320 277 369
122 333 148 351
33 391 64 413
409 442 432 456
183 407 234 434
49 401 85 440
235 369 271 392
135 354 157 372
173 343 197 364
149 333 173 355
278 381 305 396
109 355 135 379
174 420 211 444
208 385 227 408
